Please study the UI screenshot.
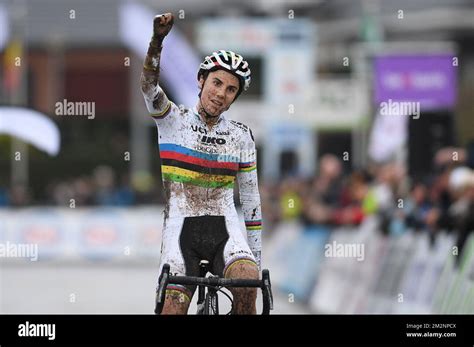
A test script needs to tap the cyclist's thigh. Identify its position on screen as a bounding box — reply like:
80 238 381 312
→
158 217 194 300
216 215 257 278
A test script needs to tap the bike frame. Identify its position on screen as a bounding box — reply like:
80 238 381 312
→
196 260 219 315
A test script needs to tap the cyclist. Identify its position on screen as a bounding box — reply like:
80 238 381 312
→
141 13 262 314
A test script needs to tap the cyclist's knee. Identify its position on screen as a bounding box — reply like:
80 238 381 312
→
161 290 191 315
225 260 258 302
225 259 258 280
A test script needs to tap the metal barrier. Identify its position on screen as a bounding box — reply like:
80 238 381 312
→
266 216 474 314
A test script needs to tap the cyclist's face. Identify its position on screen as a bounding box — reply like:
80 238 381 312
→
199 70 240 117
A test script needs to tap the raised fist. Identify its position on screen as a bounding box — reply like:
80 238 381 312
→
153 13 174 41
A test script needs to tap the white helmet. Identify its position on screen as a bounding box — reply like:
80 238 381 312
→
198 50 251 94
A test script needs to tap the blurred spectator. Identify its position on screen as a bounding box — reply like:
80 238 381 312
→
52 181 75 206
72 177 95 205
0 188 9 206
131 171 159 204
447 167 474 264
93 165 116 205
404 181 434 231
467 140 474 169
279 177 304 220
302 155 344 226
9 184 31 206
430 165 454 232
260 181 282 230
311 154 343 206
113 174 136 206
368 163 399 233
435 147 467 167
331 171 369 226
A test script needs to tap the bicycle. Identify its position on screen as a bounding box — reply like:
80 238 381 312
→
155 260 274 315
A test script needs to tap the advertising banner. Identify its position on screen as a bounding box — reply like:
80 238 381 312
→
374 54 457 110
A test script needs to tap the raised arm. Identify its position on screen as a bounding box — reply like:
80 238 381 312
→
140 13 174 117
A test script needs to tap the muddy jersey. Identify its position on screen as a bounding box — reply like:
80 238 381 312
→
142 88 262 257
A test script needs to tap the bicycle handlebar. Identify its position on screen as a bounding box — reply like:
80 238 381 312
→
168 275 263 288
155 263 273 315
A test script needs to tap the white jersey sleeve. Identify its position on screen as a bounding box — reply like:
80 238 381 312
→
140 73 174 120
141 80 185 136
236 126 262 266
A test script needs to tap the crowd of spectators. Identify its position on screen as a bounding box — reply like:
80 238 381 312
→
1 145 473 257
260 146 474 262
0 165 164 207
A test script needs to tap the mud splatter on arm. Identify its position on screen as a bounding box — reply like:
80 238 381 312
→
237 128 262 269
140 23 171 117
